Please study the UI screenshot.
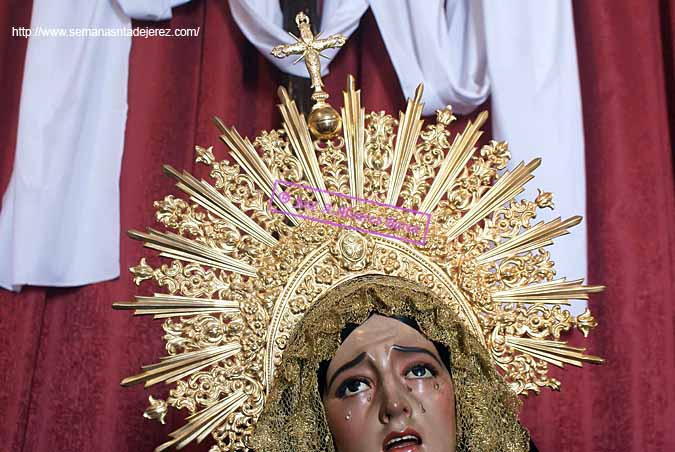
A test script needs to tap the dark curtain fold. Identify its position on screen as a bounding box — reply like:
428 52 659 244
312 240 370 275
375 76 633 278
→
0 1 673 451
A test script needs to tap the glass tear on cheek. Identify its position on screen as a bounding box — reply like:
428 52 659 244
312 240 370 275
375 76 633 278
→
419 402 426 414
345 411 352 421
434 383 440 391
367 395 372 402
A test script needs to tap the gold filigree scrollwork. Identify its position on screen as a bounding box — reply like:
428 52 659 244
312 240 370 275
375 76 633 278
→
154 195 265 263
400 107 454 209
135 259 230 298
256 130 303 183
363 112 396 201
316 137 349 199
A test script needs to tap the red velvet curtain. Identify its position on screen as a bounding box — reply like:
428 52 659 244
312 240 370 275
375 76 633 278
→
520 3 675 451
0 1 673 451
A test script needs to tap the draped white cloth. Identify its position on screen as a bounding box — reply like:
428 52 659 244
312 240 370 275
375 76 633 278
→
118 0 190 21
230 0 588 307
228 0 369 78
0 0 188 291
479 1 586 290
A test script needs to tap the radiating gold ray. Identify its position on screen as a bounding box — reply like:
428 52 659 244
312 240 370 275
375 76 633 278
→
385 84 425 205
213 118 301 226
509 344 569 367
129 228 257 276
155 390 248 452
145 345 235 367
445 159 541 242
183 390 248 446
149 246 232 274
163 165 277 248
492 279 605 304
113 294 240 318
341 75 365 205
158 355 229 385
506 336 604 368
144 310 228 318
477 216 582 265
419 111 488 213
277 86 330 209
121 344 240 387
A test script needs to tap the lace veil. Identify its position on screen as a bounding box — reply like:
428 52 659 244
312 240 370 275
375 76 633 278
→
252 275 530 452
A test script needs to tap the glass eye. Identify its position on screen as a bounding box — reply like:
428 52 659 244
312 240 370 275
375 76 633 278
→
337 379 370 397
405 364 435 379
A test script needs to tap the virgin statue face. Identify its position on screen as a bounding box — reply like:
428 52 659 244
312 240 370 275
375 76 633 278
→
322 314 457 452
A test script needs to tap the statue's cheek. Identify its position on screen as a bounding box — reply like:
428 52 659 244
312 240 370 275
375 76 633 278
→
323 394 378 452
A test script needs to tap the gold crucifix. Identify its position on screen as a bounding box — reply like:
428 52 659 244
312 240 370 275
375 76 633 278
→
272 12 346 139
272 12 345 102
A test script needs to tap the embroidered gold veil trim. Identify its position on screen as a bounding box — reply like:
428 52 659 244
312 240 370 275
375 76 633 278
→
253 275 530 452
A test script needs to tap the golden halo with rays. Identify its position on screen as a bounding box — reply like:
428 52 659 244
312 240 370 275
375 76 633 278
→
114 74 604 452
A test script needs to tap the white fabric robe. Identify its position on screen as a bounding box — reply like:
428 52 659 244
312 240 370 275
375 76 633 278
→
0 0 188 291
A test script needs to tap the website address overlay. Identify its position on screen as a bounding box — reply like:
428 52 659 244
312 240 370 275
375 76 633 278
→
12 26 200 39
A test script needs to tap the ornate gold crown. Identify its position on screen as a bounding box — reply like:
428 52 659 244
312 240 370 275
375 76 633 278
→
115 14 603 452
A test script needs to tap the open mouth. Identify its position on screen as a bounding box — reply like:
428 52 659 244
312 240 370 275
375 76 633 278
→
382 429 422 452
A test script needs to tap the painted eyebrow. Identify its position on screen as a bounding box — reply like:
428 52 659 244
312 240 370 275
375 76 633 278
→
391 344 443 366
327 352 367 391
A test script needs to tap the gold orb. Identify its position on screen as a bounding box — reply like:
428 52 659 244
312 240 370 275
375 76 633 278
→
307 104 342 139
